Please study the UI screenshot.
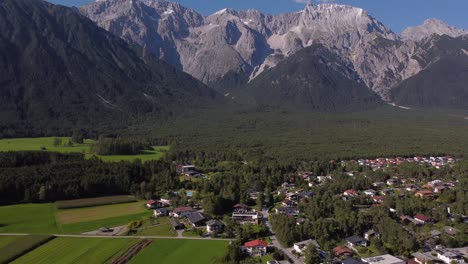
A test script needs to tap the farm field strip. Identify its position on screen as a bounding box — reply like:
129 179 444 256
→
0 204 59 234
55 195 137 209
57 201 148 224
11 237 138 264
129 239 229 264
0 235 54 264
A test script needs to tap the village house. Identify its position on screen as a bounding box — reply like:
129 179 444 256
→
282 199 297 207
232 207 261 224
171 207 195 218
414 214 434 225
386 179 399 186
176 163 196 174
333 246 354 258
373 182 386 188
153 207 172 217
243 240 268 257
437 249 465 264
412 252 441 264
415 190 435 199
170 219 185 230
380 189 394 196
281 182 296 190
364 189 377 196
146 199 170 209
364 230 380 240
361 254 406 264
275 207 300 217
293 239 320 255
372 196 384 204
346 236 368 248
206 219 224 233
187 212 211 227
343 189 359 197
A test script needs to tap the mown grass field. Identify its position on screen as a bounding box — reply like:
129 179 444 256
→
0 204 59 233
129 239 229 264
0 137 168 162
0 235 54 264
55 195 137 209
0 201 152 234
57 201 147 225
11 237 137 264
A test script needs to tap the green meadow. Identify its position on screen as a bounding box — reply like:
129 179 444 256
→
0 137 168 162
11 237 137 264
0 235 54 263
129 239 229 264
0 201 152 235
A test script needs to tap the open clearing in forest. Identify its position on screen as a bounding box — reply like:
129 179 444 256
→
0 137 169 162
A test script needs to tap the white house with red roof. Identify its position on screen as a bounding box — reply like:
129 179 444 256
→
343 189 358 197
243 240 268 256
146 199 170 209
414 214 433 224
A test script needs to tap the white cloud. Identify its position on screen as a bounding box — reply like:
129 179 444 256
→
292 0 313 4
292 0 337 4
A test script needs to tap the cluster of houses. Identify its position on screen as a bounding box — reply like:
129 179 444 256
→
336 235 467 264
337 156 456 170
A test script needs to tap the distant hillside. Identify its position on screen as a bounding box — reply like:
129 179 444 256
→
0 0 219 137
390 35 468 110
240 45 383 111
390 55 468 110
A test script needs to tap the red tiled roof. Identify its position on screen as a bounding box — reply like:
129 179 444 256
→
414 214 431 222
147 199 157 204
244 240 268 248
333 246 353 256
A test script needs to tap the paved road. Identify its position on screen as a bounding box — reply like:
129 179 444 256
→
262 207 303 264
0 233 233 241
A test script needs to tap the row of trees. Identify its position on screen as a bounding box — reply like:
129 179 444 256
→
91 137 152 155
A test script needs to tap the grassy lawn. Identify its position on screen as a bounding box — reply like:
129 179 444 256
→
0 235 54 263
129 239 229 264
11 237 137 264
0 204 59 233
55 195 137 209
182 229 202 237
57 201 147 225
0 137 168 162
356 245 382 258
133 217 176 237
0 202 152 235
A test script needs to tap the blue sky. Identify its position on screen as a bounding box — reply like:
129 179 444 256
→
50 0 468 33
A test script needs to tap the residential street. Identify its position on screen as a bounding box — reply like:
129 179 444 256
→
262 207 303 264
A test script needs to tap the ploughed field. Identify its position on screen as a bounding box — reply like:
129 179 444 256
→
0 137 169 162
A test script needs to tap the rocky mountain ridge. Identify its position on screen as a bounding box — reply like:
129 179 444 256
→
81 0 468 100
